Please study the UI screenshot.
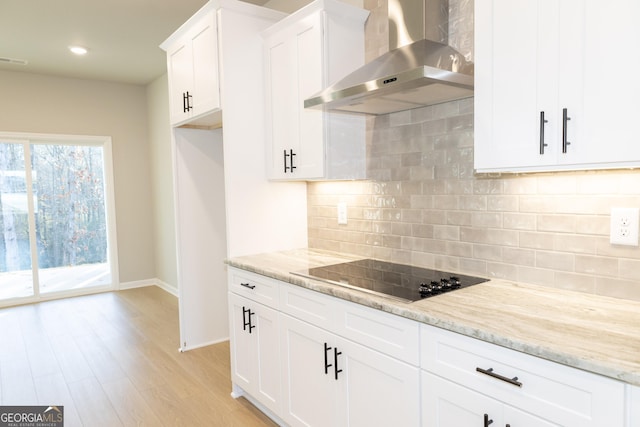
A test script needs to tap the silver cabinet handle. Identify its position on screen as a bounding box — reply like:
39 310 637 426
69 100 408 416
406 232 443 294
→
539 111 548 154
562 107 571 153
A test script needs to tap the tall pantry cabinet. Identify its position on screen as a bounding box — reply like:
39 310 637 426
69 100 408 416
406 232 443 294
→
161 0 306 351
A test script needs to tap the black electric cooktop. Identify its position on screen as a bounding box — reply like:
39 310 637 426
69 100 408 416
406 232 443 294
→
292 259 488 303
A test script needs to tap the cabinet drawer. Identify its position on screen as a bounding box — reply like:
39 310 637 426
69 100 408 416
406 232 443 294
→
421 324 624 426
228 268 279 309
335 300 419 366
279 282 337 331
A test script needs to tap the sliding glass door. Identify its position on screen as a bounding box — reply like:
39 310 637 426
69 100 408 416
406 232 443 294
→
0 134 117 304
0 142 33 300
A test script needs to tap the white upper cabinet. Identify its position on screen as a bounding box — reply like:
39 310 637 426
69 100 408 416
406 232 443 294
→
475 0 640 172
262 0 369 180
162 4 221 128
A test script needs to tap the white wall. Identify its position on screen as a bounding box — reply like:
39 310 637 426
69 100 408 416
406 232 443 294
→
147 74 178 291
0 69 155 283
219 4 308 258
173 127 228 348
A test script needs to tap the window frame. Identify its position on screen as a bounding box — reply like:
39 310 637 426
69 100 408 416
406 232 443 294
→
0 131 119 306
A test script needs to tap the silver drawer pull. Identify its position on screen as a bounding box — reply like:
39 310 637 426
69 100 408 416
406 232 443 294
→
240 282 256 290
476 367 522 387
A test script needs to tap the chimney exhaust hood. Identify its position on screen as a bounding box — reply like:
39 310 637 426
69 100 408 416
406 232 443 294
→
304 0 473 115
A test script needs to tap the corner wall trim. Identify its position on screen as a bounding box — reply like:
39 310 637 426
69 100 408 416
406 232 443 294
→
119 278 178 297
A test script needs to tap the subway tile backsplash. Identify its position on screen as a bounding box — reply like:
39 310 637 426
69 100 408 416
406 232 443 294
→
307 0 640 301
307 98 640 301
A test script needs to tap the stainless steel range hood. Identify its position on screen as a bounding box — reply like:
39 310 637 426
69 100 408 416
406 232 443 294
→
304 0 473 115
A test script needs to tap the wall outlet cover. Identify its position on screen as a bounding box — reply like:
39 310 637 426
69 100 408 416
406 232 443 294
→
337 202 347 225
610 207 640 246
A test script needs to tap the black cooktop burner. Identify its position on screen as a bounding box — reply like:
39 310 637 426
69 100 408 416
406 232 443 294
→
292 259 488 303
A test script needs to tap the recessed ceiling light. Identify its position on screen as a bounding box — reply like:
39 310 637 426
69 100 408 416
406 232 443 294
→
69 46 88 55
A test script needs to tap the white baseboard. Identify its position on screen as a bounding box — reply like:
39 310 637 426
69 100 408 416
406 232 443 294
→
154 279 179 297
232 382 286 426
119 278 178 297
179 336 229 352
118 279 154 290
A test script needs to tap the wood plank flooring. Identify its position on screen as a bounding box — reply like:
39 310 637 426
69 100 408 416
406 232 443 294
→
0 286 277 426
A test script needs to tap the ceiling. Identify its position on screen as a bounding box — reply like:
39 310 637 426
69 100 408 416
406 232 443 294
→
0 0 269 85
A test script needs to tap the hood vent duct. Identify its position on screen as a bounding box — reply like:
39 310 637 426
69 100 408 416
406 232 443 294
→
304 0 473 115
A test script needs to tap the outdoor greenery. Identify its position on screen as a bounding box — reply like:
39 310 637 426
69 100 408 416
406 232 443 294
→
0 142 107 272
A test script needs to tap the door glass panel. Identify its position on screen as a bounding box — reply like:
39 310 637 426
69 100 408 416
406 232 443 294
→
32 143 111 294
0 142 34 300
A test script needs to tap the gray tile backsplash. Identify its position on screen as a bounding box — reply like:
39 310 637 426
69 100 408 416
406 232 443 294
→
306 0 640 301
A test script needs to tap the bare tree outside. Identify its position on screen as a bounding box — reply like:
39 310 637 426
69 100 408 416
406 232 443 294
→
0 143 28 272
0 139 110 300
32 144 107 270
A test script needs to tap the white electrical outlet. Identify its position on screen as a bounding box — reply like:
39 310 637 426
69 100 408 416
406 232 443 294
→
337 202 347 225
610 207 640 246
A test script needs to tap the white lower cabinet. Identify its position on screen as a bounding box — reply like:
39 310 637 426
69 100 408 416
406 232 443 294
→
228 266 420 426
228 292 281 415
279 313 340 427
280 313 420 427
337 333 420 427
630 385 640 427
420 324 625 427
422 371 502 427
228 267 634 426
503 405 560 427
228 268 287 419
422 371 557 427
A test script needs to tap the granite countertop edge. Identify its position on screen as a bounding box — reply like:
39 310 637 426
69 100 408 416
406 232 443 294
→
226 248 640 387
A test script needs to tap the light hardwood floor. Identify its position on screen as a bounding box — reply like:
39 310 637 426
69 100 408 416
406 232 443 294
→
0 286 277 426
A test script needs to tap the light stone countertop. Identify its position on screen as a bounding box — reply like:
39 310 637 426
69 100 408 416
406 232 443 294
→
226 248 640 386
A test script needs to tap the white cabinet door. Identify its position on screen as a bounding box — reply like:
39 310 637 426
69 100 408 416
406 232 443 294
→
229 293 255 391
265 14 324 180
164 8 220 128
189 12 220 119
264 35 297 179
475 0 583 171
475 0 640 172
422 371 504 427
629 385 640 427
579 0 640 167
280 311 420 427
166 41 193 125
338 337 420 427
422 372 559 427
280 313 340 427
503 405 559 427
474 0 545 171
228 293 281 415
263 2 367 181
